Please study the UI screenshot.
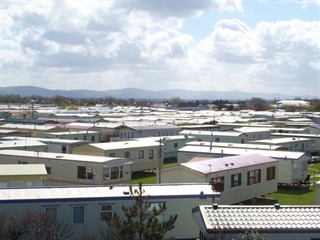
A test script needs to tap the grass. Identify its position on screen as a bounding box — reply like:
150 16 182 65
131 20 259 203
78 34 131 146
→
131 158 178 185
308 163 320 182
131 171 157 184
266 163 319 205
266 188 316 205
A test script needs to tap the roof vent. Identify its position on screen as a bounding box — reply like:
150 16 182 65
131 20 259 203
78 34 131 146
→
230 163 234 166
274 203 281 210
55 155 63 158
123 191 130 195
225 163 228 166
212 203 219 210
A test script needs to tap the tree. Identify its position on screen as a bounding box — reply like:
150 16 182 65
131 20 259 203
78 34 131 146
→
0 210 74 240
102 183 177 240
246 98 270 111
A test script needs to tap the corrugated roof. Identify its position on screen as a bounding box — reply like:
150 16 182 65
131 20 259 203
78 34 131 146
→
195 204 320 232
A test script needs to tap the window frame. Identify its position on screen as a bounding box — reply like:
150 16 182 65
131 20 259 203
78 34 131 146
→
210 176 224 192
266 166 276 181
72 205 85 224
149 149 154 159
124 151 130 158
231 173 242 187
247 169 261 185
100 204 113 221
77 166 94 180
138 150 144 159
103 166 123 180
44 206 58 221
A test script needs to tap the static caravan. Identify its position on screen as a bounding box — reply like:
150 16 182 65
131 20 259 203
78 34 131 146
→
0 184 218 239
0 138 47 152
161 154 278 204
0 164 47 187
0 150 132 186
234 127 271 141
72 140 160 172
1 136 88 154
115 124 181 140
178 146 310 184
186 141 284 151
250 137 311 152
0 123 59 137
43 130 100 143
304 124 320 135
133 135 196 159
180 130 249 144
272 133 320 154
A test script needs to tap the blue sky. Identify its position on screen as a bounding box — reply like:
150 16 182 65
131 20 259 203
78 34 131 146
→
1 0 320 97
182 1 320 40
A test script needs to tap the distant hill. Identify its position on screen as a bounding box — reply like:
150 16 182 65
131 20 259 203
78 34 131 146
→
0 86 314 100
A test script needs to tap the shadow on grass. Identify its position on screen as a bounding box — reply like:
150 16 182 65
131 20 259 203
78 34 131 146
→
274 188 313 196
132 171 156 180
131 171 157 184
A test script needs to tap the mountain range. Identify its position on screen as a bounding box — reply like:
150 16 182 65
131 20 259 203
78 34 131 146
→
0 86 315 101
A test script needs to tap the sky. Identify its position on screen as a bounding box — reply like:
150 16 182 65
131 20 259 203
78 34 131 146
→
1 0 320 97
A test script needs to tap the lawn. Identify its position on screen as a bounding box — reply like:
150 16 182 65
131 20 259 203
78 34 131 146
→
131 159 177 184
265 164 319 205
131 171 157 184
308 163 320 183
266 188 316 205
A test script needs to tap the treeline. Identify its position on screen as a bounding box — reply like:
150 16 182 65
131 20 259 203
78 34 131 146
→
0 94 319 112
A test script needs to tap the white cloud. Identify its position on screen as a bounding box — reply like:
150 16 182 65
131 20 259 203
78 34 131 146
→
199 19 264 63
1 0 319 97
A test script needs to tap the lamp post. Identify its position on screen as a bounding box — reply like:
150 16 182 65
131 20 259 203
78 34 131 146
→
158 138 166 184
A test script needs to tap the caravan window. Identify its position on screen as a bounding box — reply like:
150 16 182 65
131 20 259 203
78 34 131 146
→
45 206 58 221
73 206 85 224
247 169 261 185
124 151 130 158
210 177 224 192
77 166 93 180
231 173 242 187
100 204 113 221
103 166 123 180
149 149 154 159
139 150 144 159
267 167 276 181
